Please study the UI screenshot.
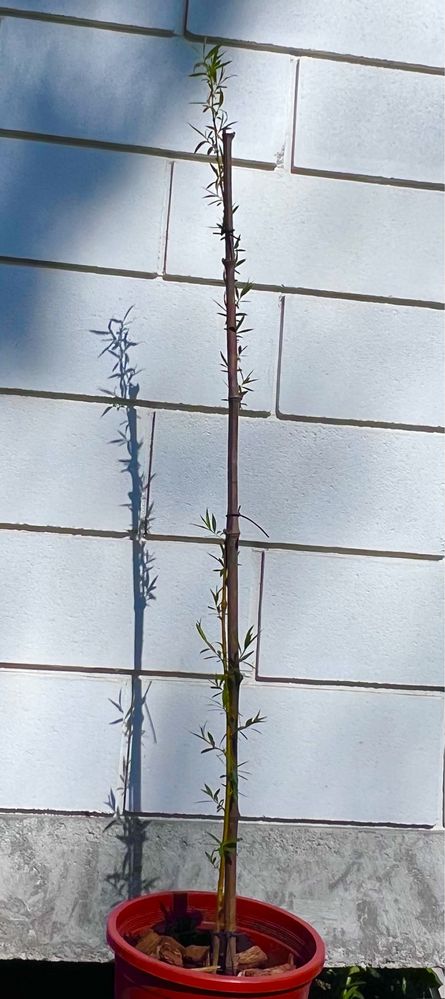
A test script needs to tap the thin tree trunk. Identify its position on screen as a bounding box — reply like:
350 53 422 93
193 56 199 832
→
222 128 241 976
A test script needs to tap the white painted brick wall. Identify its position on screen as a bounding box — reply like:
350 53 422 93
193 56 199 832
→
151 411 443 554
278 296 445 427
0 396 153 531
0 666 442 822
0 0 444 864
0 138 169 271
0 20 291 165
1 0 184 31
187 0 444 67
0 267 279 412
0 669 126 811
0 532 261 673
293 59 445 183
137 678 444 824
258 552 444 686
167 162 444 300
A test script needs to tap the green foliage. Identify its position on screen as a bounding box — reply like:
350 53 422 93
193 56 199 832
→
238 710 266 739
190 44 254 408
311 965 441 998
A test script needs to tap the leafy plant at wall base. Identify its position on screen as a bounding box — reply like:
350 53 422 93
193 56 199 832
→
311 965 441 998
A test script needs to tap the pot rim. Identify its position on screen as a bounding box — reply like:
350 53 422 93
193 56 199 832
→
107 890 325 993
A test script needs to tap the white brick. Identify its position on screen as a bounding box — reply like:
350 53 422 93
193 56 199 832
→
0 267 278 413
0 396 153 532
258 551 444 686
187 0 444 68
2 0 183 30
0 532 136 669
0 21 291 166
0 531 261 672
151 411 444 554
0 669 126 810
294 59 445 183
279 296 445 427
138 541 261 675
0 139 168 271
137 677 444 823
167 162 444 302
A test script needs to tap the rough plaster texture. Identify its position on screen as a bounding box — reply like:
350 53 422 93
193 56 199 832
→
0 814 443 967
0 0 443 967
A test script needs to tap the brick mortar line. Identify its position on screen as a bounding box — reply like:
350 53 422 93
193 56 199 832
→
114 812 444 829
0 522 442 561
0 805 439 829
442 741 445 828
0 387 270 420
182 0 189 38
118 812 444 829
184 27 445 76
1 128 443 190
0 7 176 35
291 165 444 192
0 257 443 310
0 128 275 172
276 412 444 434
290 59 301 179
164 275 445 310
273 290 286 418
255 551 266 683
0 386 443 434
256 673 445 693
161 162 175 275
0 8 442 75
143 412 156 535
1 660 442 693
149 535 444 561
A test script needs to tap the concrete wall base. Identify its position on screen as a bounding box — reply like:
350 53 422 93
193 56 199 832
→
0 813 443 966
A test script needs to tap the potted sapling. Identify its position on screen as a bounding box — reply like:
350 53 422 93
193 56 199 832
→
107 46 326 998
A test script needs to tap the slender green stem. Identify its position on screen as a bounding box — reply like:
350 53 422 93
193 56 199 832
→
212 548 227 966
221 128 241 975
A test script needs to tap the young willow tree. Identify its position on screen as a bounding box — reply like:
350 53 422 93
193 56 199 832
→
191 47 265 976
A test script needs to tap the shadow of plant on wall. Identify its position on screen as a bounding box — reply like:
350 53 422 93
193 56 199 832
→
92 307 158 899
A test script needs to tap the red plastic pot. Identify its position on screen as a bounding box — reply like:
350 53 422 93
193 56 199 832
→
107 891 325 999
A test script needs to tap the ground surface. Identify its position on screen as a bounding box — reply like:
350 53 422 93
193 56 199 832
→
0 962 441 997
1 961 114 997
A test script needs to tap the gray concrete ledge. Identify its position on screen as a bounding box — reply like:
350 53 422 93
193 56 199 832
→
0 813 443 966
